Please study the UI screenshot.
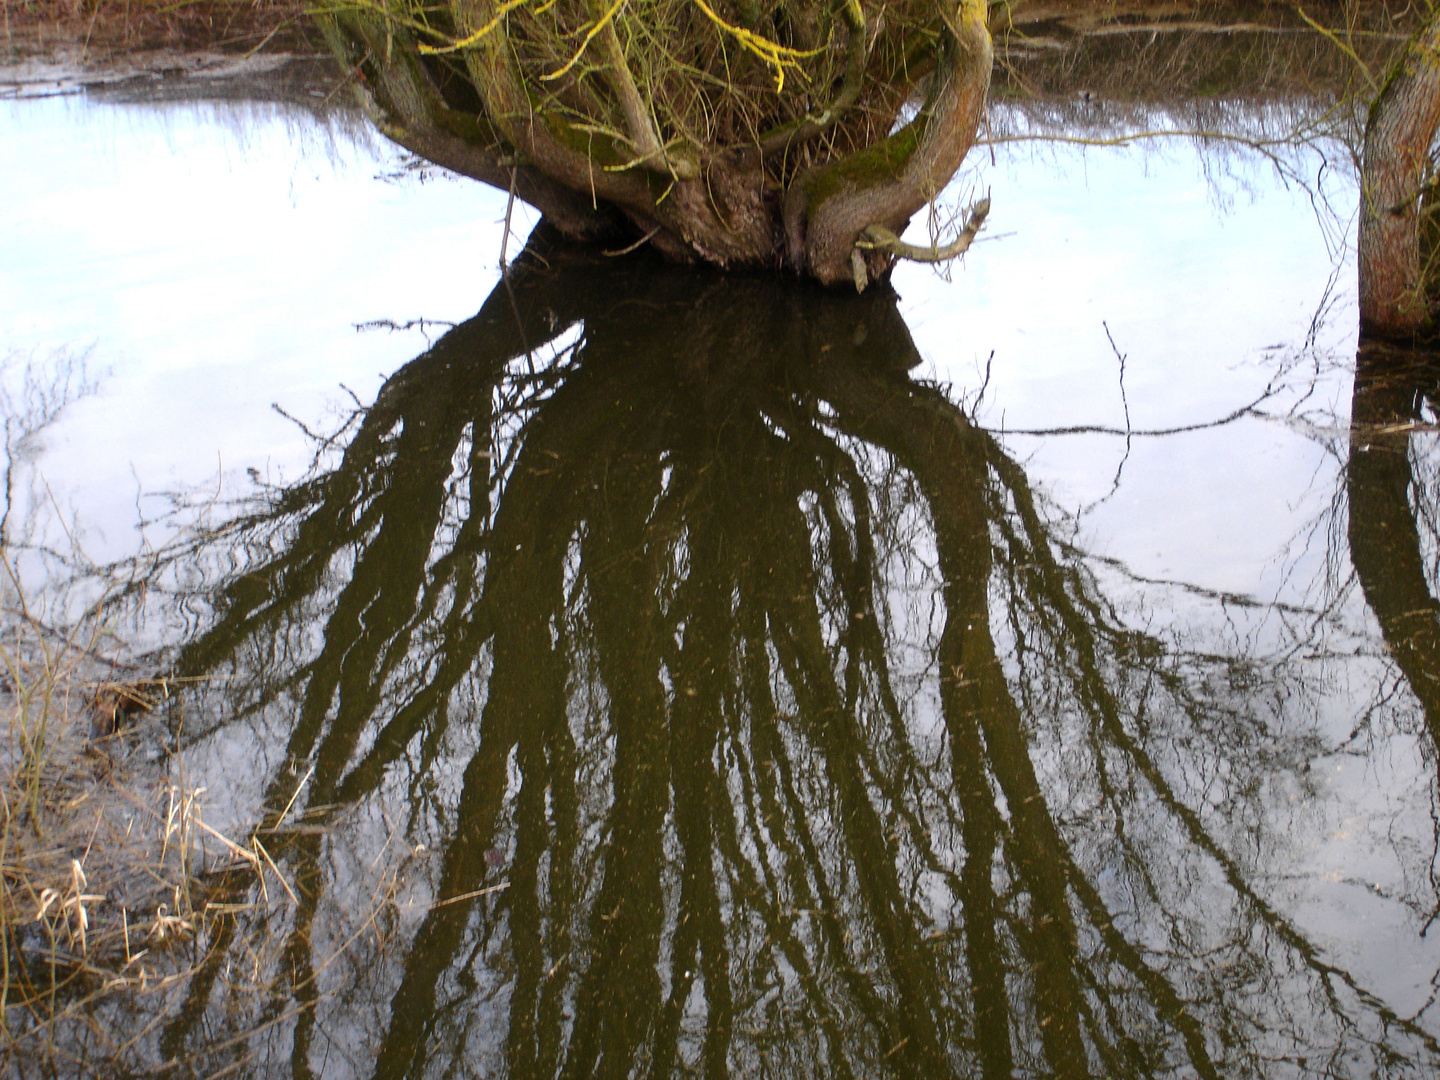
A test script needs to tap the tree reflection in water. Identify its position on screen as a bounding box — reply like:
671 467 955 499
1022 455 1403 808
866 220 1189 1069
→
125 229 1440 1079
1349 345 1440 753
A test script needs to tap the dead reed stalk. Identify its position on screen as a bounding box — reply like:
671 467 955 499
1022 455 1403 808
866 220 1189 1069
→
0 567 301 1074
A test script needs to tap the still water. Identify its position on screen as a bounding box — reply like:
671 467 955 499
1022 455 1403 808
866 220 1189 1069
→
3 63 1438 1078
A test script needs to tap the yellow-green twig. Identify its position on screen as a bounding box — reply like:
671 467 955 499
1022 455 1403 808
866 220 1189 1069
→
417 0 530 54
541 0 628 81
687 0 824 91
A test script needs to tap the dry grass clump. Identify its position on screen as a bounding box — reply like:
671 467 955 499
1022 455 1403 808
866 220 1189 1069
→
0 572 298 1075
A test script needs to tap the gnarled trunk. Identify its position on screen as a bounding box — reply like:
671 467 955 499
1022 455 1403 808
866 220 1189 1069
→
319 0 991 287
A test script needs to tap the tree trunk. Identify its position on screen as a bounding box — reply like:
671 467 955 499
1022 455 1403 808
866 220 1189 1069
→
1360 15 1440 338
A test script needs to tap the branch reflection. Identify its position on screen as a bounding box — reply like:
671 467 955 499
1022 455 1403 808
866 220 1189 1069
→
142 230 1439 1079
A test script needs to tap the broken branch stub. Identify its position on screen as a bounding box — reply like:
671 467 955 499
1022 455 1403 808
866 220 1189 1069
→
857 195 989 269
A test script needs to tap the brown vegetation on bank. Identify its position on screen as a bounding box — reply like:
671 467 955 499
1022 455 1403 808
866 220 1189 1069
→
2 0 317 61
996 0 1414 103
0 588 310 1075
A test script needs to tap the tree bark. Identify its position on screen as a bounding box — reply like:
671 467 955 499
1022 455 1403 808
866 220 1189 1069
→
1360 15 1440 338
320 13 626 239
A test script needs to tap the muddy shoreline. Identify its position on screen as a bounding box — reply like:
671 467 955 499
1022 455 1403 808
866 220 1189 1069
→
1 0 336 101
0 48 345 106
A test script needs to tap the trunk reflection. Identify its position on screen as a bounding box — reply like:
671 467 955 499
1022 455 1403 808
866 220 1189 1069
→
136 230 1440 1079
1349 345 1440 742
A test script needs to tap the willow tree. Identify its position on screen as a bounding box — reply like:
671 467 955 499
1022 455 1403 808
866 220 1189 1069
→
318 0 991 287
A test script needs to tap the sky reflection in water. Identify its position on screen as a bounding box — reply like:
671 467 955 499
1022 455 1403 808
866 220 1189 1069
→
1 81 1437 1078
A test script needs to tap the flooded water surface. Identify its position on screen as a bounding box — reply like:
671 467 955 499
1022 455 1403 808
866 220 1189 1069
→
4 55 1440 1080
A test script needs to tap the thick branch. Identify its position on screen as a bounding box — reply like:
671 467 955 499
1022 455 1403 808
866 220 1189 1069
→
444 0 779 263
453 0 657 209
756 0 868 158
589 0 698 178
321 12 623 240
848 196 988 291
857 195 989 260
380 120 625 240
784 0 992 285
